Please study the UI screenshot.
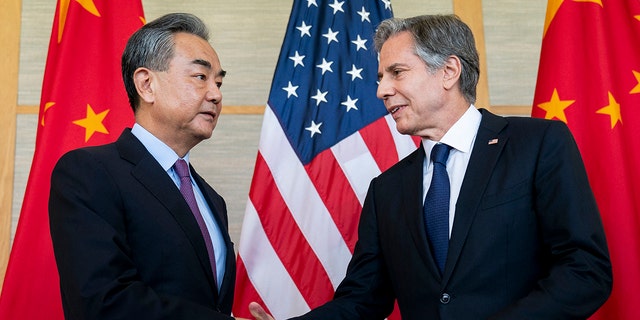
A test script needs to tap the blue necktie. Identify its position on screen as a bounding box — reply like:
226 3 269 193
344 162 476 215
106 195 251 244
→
174 159 218 287
424 144 452 274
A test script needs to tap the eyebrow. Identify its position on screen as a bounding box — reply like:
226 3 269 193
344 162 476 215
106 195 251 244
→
191 59 226 77
192 59 211 69
377 63 403 79
384 63 405 72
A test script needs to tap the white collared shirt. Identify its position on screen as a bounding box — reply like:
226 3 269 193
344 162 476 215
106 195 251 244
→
422 105 481 237
131 123 226 290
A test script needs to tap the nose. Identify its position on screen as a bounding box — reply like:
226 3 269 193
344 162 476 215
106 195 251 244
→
376 76 393 100
207 81 222 105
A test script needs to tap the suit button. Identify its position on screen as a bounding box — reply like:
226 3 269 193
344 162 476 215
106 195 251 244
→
440 293 451 304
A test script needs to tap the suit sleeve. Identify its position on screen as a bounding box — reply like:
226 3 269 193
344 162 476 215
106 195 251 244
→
49 150 234 320
491 120 612 319
289 179 395 320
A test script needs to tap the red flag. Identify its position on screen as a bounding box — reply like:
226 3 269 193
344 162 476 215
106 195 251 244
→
232 0 415 318
0 1 144 318
532 1 640 319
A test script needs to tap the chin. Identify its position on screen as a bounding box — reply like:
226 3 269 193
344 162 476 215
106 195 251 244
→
193 127 214 141
201 130 214 139
394 124 412 136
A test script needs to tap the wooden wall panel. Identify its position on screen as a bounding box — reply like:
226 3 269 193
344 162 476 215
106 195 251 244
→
453 0 491 109
0 0 22 290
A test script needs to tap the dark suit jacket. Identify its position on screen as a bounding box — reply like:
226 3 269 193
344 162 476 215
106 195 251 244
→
293 109 612 320
49 129 236 320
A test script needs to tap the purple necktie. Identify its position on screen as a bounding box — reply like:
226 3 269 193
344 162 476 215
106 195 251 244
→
174 159 217 287
424 144 452 275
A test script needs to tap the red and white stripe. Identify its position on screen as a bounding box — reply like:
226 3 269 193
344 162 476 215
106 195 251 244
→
234 106 419 319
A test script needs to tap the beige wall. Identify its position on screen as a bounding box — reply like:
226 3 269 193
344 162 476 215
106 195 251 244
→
18 0 544 108
12 0 546 248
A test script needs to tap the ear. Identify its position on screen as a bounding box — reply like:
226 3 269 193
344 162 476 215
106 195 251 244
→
133 67 154 104
442 55 462 90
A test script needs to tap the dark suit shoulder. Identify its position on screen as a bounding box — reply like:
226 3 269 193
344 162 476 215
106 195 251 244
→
54 143 119 176
479 109 573 143
371 146 423 186
482 108 567 129
57 129 134 163
55 128 151 170
59 141 118 159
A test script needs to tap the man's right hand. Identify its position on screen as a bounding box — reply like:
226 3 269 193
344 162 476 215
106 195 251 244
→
248 302 275 320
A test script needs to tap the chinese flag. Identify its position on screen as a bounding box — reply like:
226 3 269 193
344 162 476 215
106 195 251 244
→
532 1 640 319
0 0 144 319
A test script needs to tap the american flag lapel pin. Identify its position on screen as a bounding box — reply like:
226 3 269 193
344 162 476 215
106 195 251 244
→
488 138 499 145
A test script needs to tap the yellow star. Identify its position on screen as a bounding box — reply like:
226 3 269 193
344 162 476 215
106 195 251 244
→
40 101 56 126
596 92 622 129
631 70 640 94
543 0 602 37
537 88 575 123
543 0 563 38
72 104 110 142
574 0 602 6
58 0 101 43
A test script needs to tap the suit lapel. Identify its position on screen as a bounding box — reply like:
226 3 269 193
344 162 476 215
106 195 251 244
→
192 170 228 233
115 129 219 296
192 169 236 300
442 109 508 284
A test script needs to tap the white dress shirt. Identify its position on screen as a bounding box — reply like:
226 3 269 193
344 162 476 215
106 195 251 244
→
422 105 481 237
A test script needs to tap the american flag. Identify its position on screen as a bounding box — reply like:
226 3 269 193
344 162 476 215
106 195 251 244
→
233 0 418 318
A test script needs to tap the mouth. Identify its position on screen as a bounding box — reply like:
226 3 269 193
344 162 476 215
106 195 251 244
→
388 105 406 115
200 111 217 121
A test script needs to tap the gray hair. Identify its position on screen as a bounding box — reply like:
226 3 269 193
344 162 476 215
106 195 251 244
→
374 14 479 104
121 13 210 112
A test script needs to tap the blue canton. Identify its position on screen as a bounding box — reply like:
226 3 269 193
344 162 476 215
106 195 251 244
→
268 0 393 165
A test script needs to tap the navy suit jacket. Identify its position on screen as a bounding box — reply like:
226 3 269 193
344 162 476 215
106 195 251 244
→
49 129 236 319
292 109 612 319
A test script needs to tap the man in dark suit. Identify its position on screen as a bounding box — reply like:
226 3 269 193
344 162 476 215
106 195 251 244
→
49 13 247 320
248 14 612 319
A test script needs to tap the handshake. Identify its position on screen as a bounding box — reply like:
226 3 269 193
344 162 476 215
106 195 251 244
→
236 302 274 320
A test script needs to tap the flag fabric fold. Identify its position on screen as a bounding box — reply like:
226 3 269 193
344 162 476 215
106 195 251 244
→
532 1 640 319
0 1 144 318
233 0 416 318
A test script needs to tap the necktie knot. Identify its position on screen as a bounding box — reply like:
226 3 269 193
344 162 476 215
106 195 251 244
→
174 159 190 179
431 144 452 166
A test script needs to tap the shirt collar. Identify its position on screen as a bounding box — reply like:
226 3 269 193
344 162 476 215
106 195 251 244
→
131 123 190 171
422 104 481 155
